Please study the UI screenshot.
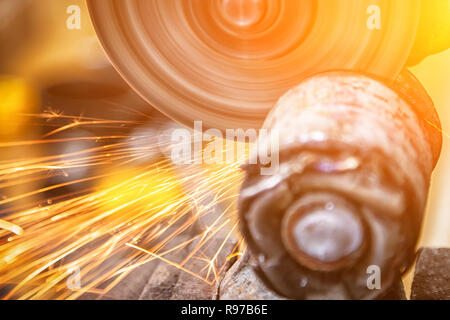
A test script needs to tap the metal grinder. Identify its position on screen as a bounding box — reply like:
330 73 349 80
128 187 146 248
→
87 0 449 299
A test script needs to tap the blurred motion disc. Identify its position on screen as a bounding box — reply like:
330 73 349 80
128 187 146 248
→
88 0 420 130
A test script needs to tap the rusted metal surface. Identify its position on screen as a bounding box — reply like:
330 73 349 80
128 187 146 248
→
216 250 407 300
216 251 284 300
411 248 450 300
239 71 441 299
99 246 450 300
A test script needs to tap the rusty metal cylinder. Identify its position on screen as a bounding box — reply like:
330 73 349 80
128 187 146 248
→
239 71 441 299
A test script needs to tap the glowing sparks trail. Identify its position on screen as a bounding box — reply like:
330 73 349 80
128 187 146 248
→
0 110 245 300
0 85 445 300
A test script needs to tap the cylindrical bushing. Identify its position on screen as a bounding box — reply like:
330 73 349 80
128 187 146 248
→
239 70 441 300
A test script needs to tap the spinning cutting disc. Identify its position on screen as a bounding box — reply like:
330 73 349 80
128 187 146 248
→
88 0 420 130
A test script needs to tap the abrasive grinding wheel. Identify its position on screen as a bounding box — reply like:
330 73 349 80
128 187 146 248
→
87 0 421 130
